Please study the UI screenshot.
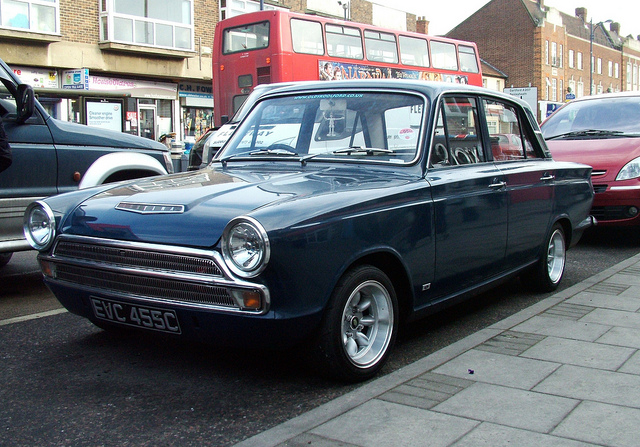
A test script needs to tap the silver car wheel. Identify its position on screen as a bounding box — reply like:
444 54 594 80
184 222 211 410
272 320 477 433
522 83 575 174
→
547 228 566 285
340 280 393 369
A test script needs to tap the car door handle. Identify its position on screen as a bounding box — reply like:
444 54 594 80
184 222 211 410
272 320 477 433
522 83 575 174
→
489 181 506 189
540 173 555 181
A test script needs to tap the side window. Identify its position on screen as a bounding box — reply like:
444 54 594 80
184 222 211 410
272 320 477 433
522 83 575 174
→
291 19 324 55
430 96 485 167
364 30 398 63
399 35 429 67
483 99 538 161
430 40 458 71
326 24 363 60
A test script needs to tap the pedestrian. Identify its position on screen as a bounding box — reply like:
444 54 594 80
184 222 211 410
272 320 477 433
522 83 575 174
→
0 116 11 173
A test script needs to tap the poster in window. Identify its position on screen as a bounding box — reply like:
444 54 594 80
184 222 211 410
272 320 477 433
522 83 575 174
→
86 100 123 132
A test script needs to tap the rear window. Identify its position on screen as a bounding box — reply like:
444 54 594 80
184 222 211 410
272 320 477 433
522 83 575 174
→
222 21 270 54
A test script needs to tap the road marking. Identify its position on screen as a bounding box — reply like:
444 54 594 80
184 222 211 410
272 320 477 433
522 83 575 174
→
0 308 67 327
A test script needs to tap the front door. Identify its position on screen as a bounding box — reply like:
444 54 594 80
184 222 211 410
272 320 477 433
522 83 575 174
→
139 106 157 141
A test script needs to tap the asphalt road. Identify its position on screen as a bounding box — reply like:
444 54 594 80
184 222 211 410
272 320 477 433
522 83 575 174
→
1 227 639 446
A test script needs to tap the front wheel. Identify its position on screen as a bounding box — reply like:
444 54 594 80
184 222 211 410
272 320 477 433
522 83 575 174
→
315 265 398 382
523 223 566 292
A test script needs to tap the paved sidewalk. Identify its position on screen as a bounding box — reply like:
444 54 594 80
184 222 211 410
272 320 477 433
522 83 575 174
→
237 252 640 447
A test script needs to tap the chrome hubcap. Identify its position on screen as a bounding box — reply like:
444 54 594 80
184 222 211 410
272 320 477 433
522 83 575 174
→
341 280 393 369
547 229 565 284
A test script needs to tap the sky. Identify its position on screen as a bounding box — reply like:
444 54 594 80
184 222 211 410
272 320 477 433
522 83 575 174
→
372 0 640 38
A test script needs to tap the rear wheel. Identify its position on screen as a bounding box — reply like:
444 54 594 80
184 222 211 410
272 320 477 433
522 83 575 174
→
523 223 566 292
315 265 398 382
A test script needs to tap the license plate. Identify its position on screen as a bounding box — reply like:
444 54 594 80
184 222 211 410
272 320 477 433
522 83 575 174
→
91 297 181 334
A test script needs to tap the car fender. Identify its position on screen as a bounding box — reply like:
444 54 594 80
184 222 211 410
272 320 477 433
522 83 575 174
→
78 152 168 189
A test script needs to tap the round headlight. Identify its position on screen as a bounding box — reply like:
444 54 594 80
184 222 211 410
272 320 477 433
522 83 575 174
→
23 201 56 251
222 217 270 278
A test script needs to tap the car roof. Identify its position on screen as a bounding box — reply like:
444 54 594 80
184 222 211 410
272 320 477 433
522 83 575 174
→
256 79 531 109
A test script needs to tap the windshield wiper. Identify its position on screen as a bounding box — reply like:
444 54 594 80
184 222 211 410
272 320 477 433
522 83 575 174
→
332 146 396 155
545 129 625 140
250 148 298 156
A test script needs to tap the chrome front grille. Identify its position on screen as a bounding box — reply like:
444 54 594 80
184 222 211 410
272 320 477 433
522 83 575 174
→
54 240 222 276
55 263 235 306
46 236 268 314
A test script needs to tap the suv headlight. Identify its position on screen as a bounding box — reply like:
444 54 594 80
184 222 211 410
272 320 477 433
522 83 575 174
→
222 217 270 278
24 201 56 251
617 156 640 181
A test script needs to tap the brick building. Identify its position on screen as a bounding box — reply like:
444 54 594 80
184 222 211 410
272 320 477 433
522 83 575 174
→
446 0 640 121
0 0 418 143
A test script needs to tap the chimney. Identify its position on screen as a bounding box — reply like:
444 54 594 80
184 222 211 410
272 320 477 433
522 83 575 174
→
575 7 587 23
416 16 429 35
537 0 544 10
610 22 620 35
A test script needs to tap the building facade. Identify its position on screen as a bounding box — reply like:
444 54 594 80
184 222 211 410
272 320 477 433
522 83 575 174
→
0 0 418 145
446 0 640 121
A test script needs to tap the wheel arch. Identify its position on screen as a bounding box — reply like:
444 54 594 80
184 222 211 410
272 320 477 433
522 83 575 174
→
78 152 169 188
341 250 414 324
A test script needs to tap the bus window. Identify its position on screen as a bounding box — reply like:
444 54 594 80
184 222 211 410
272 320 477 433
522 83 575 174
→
398 35 429 67
291 18 324 55
364 30 398 64
223 21 270 54
326 24 363 60
459 45 480 73
431 41 458 71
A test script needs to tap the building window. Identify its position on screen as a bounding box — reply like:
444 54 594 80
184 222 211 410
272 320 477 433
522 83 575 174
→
551 42 557 66
577 52 583 70
577 80 584 98
545 40 549 65
219 0 278 20
100 0 194 51
615 62 619 79
634 64 638 91
545 77 549 100
559 44 563 68
552 78 557 101
597 58 602 75
559 79 563 101
568 49 574 68
608 61 613 77
0 0 59 33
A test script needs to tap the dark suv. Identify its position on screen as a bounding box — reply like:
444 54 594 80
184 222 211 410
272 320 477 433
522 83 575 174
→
0 58 173 267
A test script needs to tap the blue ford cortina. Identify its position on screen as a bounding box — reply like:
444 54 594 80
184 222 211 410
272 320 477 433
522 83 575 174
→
24 80 594 381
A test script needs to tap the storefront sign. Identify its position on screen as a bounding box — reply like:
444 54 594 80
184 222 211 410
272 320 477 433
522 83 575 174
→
12 67 58 89
178 82 213 98
89 76 177 99
62 69 90 90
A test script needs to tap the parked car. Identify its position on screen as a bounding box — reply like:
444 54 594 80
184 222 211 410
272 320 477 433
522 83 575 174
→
542 92 640 226
188 83 297 171
0 58 173 268
24 80 594 381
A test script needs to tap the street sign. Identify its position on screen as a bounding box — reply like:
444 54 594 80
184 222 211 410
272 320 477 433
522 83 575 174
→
504 87 538 113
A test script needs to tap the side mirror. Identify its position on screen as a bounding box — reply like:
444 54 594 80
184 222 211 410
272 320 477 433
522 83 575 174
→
16 83 35 123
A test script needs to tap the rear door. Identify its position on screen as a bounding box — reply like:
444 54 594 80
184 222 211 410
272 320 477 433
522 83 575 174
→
484 98 554 268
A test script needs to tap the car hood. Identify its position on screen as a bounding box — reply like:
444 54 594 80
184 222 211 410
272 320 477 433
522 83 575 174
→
47 116 168 151
547 137 640 175
63 165 418 247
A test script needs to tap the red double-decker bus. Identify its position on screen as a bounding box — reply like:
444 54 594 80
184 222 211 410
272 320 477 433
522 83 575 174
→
212 10 483 127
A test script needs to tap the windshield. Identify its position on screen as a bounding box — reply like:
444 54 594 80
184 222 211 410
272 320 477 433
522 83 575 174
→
216 92 426 165
542 96 640 139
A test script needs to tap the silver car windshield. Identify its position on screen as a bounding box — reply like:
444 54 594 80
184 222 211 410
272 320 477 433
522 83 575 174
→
216 91 427 165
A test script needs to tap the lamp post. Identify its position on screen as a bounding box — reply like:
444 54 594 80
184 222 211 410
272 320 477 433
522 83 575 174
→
589 18 612 95
338 1 349 20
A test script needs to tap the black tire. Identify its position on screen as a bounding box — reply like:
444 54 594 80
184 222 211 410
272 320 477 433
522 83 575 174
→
314 265 398 382
522 223 566 292
0 252 12 268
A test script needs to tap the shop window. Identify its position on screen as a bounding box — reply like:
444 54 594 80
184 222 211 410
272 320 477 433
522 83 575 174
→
183 107 212 140
0 0 59 33
100 0 194 51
